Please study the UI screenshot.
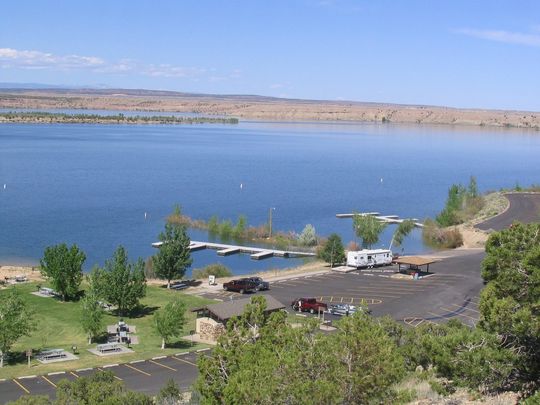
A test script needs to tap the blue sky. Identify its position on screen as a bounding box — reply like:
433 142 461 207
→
1 0 539 110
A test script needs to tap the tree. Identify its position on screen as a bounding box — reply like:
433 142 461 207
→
389 219 416 249
435 184 467 227
80 288 104 344
353 213 387 249
330 312 405 403
297 224 317 247
153 223 192 288
395 319 516 393
196 297 405 404
0 288 36 367
317 233 345 267
232 215 247 239
196 297 341 404
156 379 181 404
40 243 86 301
479 222 540 392
97 246 147 316
468 175 479 198
154 298 187 349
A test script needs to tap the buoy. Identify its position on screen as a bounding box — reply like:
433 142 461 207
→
380 178 383 183
240 183 243 189
144 212 147 219
3 184 5 190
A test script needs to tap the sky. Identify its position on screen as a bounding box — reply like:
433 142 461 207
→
1 0 539 111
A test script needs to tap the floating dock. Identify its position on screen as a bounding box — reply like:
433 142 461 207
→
152 241 316 260
336 212 424 228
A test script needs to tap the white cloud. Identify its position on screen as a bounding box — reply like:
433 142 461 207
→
0 48 105 69
455 28 540 47
0 47 238 81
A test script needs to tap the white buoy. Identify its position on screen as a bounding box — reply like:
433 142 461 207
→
380 178 383 183
240 183 243 189
3 184 5 190
144 212 147 219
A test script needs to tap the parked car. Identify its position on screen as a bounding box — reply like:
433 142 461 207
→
242 277 270 291
291 297 328 314
327 303 371 316
223 279 259 294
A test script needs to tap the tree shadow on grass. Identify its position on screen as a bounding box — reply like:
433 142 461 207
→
166 339 198 350
123 305 160 319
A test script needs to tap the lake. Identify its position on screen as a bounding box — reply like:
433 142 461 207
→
1 118 539 275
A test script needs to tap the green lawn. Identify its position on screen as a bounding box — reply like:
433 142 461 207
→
0 282 213 379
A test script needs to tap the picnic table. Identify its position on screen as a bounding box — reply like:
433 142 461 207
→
97 343 121 353
38 349 66 361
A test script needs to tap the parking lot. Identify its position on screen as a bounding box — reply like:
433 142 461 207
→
202 249 485 328
0 350 206 403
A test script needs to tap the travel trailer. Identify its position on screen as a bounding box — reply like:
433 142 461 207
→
347 249 393 269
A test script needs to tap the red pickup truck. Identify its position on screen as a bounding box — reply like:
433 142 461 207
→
291 297 328 314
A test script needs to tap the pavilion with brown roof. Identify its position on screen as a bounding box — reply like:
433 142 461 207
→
393 256 439 274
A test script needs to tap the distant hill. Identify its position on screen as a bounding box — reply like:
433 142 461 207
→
0 87 538 129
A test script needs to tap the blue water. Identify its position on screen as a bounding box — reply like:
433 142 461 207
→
1 119 539 274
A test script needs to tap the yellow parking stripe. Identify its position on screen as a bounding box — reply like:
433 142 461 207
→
124 364 151 376
70 371 80 378
42 376 57 388
149 359 177 372
13 379 30 394
171 356 197 366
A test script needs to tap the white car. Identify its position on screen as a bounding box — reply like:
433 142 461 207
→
327 304 370 316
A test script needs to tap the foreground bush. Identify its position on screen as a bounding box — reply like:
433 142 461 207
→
196 296 404 404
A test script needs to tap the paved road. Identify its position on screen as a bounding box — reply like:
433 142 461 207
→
476 192 540 231
0 350 206 404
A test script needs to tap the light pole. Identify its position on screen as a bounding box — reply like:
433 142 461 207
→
268 207 275 238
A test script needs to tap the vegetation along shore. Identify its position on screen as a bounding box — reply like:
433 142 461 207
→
0 111 239 125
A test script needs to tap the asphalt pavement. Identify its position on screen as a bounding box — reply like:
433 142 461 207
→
0 350 206 404
476 192 540 231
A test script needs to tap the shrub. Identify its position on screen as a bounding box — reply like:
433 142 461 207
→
422 220 463 249
297 224 318 247
192 263 232 280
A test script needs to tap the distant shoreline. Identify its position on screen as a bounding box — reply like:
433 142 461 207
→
1 88 539 130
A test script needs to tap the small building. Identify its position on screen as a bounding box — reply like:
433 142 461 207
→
192 295 286 342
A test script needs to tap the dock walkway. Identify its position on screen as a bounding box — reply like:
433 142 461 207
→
152 241 316 260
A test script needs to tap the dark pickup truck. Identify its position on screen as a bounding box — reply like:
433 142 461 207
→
223 279 258 294
242 277 270 291
291 297 328 314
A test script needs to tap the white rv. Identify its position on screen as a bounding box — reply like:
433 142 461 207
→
347 249 393 269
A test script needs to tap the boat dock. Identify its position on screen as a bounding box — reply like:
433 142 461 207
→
152 241 316 260
336 212 424 228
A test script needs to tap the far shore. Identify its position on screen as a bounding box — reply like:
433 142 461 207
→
1 89 539 130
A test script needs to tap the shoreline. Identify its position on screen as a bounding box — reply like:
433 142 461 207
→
1 89 539 130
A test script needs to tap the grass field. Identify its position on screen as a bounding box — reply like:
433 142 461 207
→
0 282 214 379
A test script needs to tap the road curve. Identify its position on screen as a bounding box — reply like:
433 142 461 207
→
476 193 540 231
